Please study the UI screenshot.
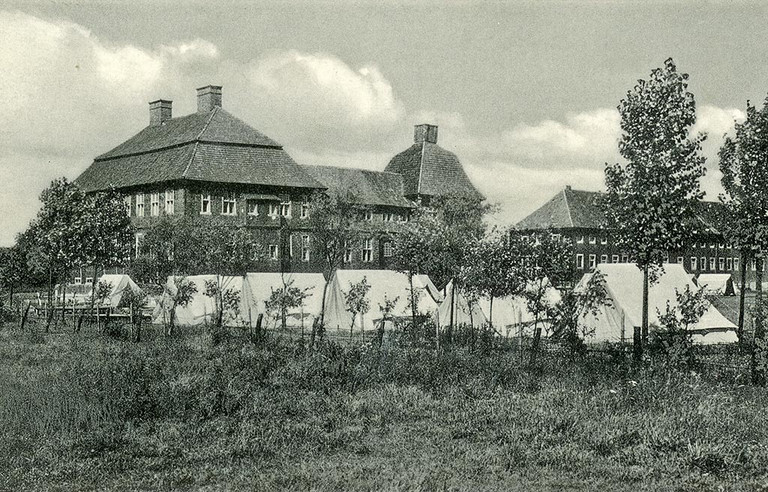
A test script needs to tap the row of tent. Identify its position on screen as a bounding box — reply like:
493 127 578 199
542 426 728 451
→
63 264 739 345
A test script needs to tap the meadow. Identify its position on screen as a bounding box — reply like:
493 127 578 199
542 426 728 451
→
1 319 768 491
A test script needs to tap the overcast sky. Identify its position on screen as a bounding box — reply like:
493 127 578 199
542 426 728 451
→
1 0 765 246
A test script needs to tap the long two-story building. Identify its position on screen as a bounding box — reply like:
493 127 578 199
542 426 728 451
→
516 186 756 285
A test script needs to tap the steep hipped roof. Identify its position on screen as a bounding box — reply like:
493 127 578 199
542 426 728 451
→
516 187 603 229
76 107 322 192
303 165 413 208
517 187 727 233
384 142 484 200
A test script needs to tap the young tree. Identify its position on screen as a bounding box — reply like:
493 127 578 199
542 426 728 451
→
307 189 363 331
263 274 311 331
522 232 574 364
166 276 197 336
343 276 371 338
718 97 768 384
604 58 706 360
551 270 612 355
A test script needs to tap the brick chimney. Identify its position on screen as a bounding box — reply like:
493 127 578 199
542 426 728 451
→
414 124 438 144
197 85 222 112
149 99 172 126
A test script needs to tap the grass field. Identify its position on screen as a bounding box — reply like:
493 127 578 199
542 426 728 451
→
1 320 768 491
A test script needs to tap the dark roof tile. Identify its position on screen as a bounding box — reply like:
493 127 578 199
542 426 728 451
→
303 165 413 208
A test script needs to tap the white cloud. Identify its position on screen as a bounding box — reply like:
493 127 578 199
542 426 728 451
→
502 108 621 163
235 50 405 150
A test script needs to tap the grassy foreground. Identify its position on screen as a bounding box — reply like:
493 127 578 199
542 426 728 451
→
1 323 768 491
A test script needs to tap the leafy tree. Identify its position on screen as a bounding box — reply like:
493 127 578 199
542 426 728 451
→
604 58 706 360
343 276 371 337
264 274 312 331
651 285 709 368
203 279 242 328
551 270 612 355
0 245 28 310
520 232 574 364
166 276 197 336
718 97 768 383
306 189 363 329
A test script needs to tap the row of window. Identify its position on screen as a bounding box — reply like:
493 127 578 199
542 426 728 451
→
126 191 175 217
575 253 744 272
574 235 734 251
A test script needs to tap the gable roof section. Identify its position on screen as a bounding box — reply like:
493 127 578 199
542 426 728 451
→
76 107 321 192
517 186 728 233
302 165 413 208
384 142 484 200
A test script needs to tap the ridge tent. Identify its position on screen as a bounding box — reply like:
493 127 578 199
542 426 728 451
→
154 275 244 327
694 273 737 296
437 280 487 328
97 274 141 308
240 272 325 329
323 269 440 331
576 263 737 345
477 278 562 337
415 274 443 303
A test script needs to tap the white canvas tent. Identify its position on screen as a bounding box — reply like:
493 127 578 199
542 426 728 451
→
154 275 244 327
437 280 487 328
323 269 440 331
576 263 737 345
477 278 562 337
97 274 141 307
695 273 737 296
241 272 326 329
415 274 443 303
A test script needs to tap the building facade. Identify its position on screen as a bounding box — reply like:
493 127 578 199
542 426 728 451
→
516 186 752 284
74 85 483 277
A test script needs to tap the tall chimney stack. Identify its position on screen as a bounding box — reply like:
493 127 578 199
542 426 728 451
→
149 99 172 126
414 124 438 144
197 85 222 113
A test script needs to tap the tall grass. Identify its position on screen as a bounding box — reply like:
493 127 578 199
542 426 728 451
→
1 323 767 490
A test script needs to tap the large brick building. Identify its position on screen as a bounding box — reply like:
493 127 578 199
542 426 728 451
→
516 186 756 284
74 85 483 276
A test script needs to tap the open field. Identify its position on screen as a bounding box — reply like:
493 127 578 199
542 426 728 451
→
1 320 768 491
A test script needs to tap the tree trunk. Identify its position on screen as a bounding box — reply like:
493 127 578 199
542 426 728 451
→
19 302 30 332
319 271 331 340
409 272 417 333
738 249 748 348
529 315 541 366
489 296 494 332
449 279 456 344
636 264 649 362
91 264 98 333
752 256 765 385
45 267 52 333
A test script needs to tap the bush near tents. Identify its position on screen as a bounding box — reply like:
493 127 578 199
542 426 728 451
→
576 263 737 345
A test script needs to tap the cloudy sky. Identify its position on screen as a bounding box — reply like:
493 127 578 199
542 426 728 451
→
1 0 766 246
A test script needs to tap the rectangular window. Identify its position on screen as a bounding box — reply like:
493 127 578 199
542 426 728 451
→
727 257 733 271
600 237 608 245
165 189 174 215
364 209 373 222
589 236 596 245
247 201 259 216
269 244 278 260
701 257 706 271
677 256 683 264
383 241 393 258
383 212 395 222
588 254 596 269
150 193 160 216
289 234 294 258
268 203 279 217
576 236 584 244
124 196 131 217
136 194 145 217
344 240 353 264
399 213 408 223
134 232 144 256
600 254 608 264
576 254 585 269
85 277 93 285
201 194 211 215
301 202 309 219
709 257 716 271
710 243 715 249
719 243 725 249
718 257 725 271
612 255 619 263
281 201 291 218
691 257 697 271
734 257 740 272
222 194 237 216
362 238 373 263
301 235 310 262
621 254 629 263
